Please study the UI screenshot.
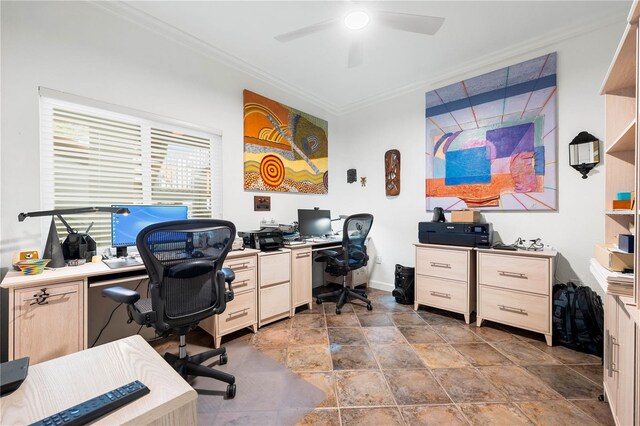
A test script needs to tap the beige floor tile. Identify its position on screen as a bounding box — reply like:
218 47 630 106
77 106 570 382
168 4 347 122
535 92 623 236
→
340 407 404 425
383 369 451 405
431 367 507 403
459 402 533 425
478 366 561 401
515 400 600 425
413 343 471 368
400 405 468 426
334 370 395 406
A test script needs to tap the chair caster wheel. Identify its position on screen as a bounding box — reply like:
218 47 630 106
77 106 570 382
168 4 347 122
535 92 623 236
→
336 308 341 315
316 298 323 305
362 293 367 298
366 304 373 311
598 394 605 402
226 383 236 399
220 353 228 365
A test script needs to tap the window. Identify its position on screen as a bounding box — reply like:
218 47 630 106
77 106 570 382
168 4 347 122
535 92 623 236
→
40 89 222 250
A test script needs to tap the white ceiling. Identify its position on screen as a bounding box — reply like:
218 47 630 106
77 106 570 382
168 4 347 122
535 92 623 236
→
109 1 629 114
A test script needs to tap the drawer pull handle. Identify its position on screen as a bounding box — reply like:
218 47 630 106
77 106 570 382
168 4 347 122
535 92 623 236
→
228 262 249 270
498 304 527 314
26 289 76 305
430 262 451 269
296 253 311 258
234 280 250 288
430 291 451 299
228 307 250 317
498 271 528 279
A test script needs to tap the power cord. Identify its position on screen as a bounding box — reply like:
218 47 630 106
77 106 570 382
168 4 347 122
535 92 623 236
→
90 278 145 348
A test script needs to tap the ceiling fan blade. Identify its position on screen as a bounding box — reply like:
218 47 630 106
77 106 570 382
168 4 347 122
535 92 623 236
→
274 18 340 42
348 37 364 68
375 11 444 35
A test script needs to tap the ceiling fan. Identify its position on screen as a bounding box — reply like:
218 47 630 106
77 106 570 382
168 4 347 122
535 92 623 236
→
274 9 445 68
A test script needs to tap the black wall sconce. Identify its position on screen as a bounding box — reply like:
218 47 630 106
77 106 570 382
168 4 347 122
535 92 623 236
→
569 131 600 179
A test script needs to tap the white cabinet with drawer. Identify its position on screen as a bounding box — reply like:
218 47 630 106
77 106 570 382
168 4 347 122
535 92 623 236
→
258 249 291 327
477 249 556 346
199 250 259 348
414 244 476 324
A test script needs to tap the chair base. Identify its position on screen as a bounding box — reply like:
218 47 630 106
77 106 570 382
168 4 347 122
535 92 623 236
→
164 344 236 399
316 285 372 314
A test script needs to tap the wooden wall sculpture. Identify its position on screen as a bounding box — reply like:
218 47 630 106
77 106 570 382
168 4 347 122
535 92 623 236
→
385 149 400 196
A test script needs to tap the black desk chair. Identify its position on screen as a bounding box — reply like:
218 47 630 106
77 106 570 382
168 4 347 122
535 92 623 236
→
102 219 238 399
315 213 374 314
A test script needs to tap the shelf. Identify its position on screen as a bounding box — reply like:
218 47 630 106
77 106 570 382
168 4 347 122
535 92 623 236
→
606 210 636 215
607 119 636 153
601 23 637 96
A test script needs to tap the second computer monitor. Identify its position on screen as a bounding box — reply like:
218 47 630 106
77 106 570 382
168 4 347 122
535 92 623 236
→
298 209 331 238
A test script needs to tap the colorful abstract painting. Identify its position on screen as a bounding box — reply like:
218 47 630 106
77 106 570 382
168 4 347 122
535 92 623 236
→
244 90 328 194
425 53 557 211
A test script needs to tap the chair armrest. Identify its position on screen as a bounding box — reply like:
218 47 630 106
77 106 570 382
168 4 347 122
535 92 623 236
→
221 267 235 283
102 286 140 305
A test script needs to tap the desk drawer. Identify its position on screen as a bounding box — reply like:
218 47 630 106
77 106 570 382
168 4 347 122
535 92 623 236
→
479 286 549 333
260 282 290 320
218 289 256 334
259 252 291 287
479 253 549 295
224 256 257 272
416 276 467 312
416 247 468 281
229 268 256 292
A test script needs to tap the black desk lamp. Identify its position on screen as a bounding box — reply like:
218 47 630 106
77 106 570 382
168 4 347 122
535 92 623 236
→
18 207 130 268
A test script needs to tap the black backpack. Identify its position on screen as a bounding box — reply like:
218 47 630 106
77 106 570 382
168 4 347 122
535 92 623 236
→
552 282 604 356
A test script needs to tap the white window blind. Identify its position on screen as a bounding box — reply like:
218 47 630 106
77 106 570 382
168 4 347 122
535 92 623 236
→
40 91 222 250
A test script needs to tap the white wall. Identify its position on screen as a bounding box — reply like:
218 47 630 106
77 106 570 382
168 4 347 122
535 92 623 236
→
0 1 626 298
0 1 338 269
334 22 624 295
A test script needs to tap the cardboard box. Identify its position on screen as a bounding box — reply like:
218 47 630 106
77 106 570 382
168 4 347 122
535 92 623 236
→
594 243 634 272
451 210 480 223
612 199 633 210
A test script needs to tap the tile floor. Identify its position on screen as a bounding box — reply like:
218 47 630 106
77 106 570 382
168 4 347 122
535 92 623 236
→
236 287 613 426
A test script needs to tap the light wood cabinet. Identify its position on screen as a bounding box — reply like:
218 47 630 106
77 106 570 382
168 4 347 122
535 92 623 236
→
477 249 555 346
258 249 291 327
290 247 313 314
604 293 637 425
414 244 475 324
12 281 84 364
199 251 258 348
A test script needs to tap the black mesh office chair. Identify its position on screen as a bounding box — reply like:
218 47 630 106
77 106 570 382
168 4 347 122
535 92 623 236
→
315 213 374 314
102 219 238 398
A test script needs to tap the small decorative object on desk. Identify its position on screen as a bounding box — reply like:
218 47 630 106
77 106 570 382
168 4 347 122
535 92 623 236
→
16 259 50 275
513 237 544 251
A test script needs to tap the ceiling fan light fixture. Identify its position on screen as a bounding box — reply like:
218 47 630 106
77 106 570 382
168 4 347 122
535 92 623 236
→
344 11 370 31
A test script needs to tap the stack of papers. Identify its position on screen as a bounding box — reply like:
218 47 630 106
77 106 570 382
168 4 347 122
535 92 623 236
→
590 258 634 297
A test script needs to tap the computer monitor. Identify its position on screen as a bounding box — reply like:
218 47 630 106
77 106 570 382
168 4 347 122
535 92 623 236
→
297 209 332 238
111 205 188 257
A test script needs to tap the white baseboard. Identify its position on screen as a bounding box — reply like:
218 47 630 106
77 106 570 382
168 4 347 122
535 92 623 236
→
368 280 394 293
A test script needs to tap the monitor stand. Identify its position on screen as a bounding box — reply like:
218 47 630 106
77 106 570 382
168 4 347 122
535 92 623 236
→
116 247 128 258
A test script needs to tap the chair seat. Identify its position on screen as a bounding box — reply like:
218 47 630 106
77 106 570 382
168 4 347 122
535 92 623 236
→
134 298 153 314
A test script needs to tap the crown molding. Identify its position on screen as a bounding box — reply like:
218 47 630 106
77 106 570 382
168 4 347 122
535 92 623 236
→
89 1 626 117
89 1 343 115
337 10 628 115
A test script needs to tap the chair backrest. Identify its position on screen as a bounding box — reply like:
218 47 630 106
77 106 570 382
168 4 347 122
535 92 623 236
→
136 219 236 332
341 214 374 269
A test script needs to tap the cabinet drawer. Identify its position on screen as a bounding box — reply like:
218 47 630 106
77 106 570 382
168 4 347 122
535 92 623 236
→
479 253 549 295
218 289 256 334
224 256 257 272
229 268 256 292
260 283 290 320
479 286 549 333
416 247 468 281
259 252 291 287
416 275 467 312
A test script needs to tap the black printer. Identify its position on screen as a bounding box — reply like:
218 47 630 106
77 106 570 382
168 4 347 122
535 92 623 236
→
238 229 284 251
418 222 493 248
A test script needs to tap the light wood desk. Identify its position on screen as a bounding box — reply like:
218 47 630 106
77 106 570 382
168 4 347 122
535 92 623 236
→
1 250 259 364
0 335 197 425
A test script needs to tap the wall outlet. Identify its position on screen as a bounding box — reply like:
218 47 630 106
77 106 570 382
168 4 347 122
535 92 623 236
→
375 256 382 264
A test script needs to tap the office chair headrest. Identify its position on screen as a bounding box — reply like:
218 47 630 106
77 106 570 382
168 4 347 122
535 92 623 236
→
167 260 215 279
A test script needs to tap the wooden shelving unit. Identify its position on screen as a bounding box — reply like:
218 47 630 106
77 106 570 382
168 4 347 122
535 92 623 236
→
597 3 640 424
